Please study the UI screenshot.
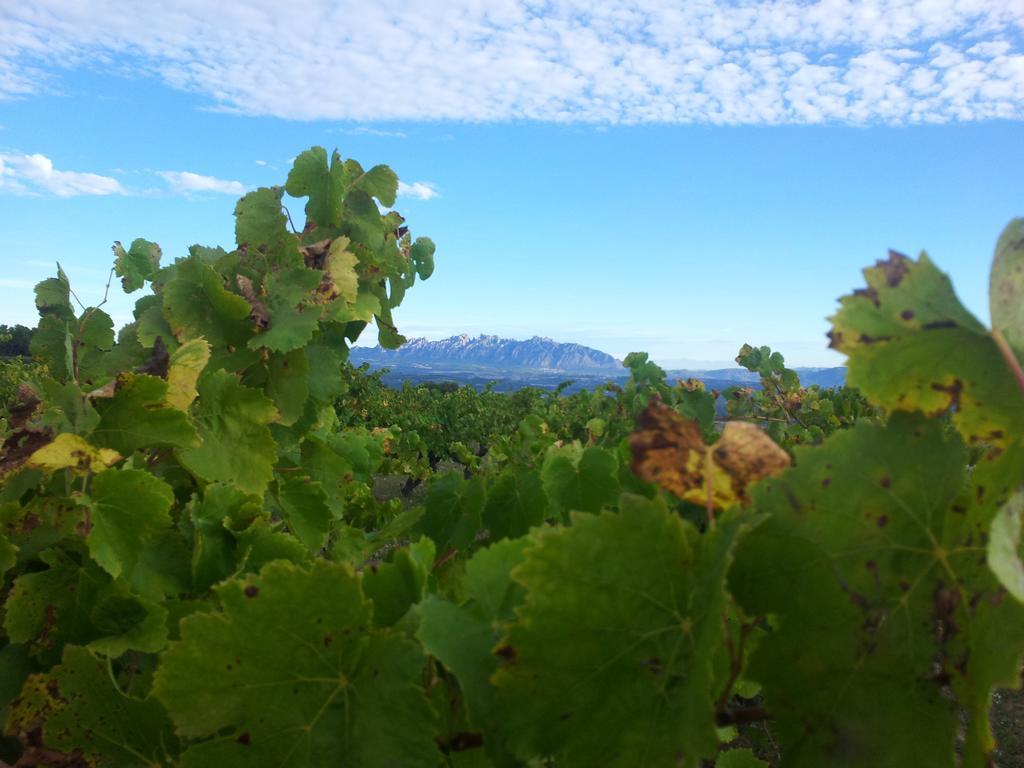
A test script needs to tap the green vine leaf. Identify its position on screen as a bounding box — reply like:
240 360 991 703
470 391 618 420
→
353 165 398 209
415 472 485 554
715 749 770 768
988 488 1024 603
304 344 346 403
339 160 390 251
234 186 300 267
247 267 323 353
362 537 435 627
153 560 438 767
273 475 333 552
264 348 309 426
285 147 345 230
113 238 162 293
482 467 547 541
162 254 253 352
33 266 75 321
33 378 100 436
492 495 744 767
0 530 15 577
29 307 114 386
29 315 74 381
729 415 1024 767
373 300 406 349
4 550 168 665
330 291 381 325
233 517 313 573
6 645 178 767
990 218 1024 364
178 370 278 496
417 537 529 765
134 302 174 356
410 237 436 281
91 373 199 454
186 483 261 592
541 444 620 522
87 469 175 583
0 496 81 565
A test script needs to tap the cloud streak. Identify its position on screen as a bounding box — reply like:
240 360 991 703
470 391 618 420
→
0 153 249 198
398 180 439 200
0 153 124 196
1 0 1022 125
342 126 407 138
158 170 247 196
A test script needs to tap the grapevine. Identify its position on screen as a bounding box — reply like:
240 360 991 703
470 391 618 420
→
0 149 1021 767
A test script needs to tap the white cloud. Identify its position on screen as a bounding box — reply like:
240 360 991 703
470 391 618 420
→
0 1 1022 124
398 180 439 201
158 171 247 196
342 126 407 138
254 159 267 166
0 152 124 196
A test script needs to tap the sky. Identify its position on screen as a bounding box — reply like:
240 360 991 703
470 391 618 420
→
0 1 1022 367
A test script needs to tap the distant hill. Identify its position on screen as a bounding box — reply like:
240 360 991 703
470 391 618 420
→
667 366 847 390
349 334 845 392
350 334 621 371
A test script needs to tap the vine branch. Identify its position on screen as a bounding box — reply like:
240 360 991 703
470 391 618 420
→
992 328 1024 395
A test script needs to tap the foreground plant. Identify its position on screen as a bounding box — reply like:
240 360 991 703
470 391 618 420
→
0 146 1020 767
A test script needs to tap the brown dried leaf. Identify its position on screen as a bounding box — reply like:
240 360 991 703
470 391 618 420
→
299 238 332 270
630 400 790 510
236 275 270 329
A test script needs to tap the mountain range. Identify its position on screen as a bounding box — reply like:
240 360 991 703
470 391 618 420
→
350 334 621 371
350 335 846 391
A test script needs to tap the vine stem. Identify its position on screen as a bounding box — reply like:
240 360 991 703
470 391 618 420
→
63 264 115 383
768 376 808 429
714 617 754 716
105 657 132 700
992 328 1024 395
704 445 716 531
283 204 299 235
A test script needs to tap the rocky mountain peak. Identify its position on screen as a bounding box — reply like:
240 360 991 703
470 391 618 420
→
350 334 621 371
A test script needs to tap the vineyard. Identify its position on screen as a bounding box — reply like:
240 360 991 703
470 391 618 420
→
0 146 1021 767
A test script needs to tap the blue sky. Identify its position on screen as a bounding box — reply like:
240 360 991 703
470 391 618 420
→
1 2 1022 367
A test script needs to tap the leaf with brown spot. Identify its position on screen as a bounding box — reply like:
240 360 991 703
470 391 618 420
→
0 427 52 483
6 646 178 766
27 434 121 475
630 399 790 511
830 244 1024 456
298 237 332 270
730 415 1024 768
236 274 270 329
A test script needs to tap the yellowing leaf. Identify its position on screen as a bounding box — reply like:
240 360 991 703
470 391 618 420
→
307 236 372 326
28 434 120 475
630 400 789 510
326 236 359 305
166 337 210 411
